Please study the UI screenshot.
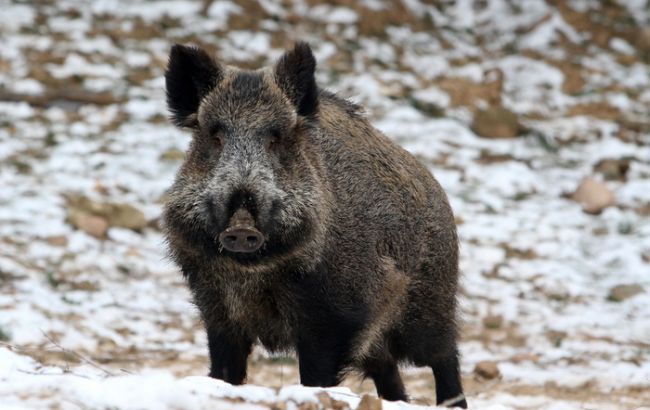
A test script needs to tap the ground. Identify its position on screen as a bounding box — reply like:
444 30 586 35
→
1 1 649 409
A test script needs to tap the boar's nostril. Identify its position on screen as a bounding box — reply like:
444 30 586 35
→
218 227 265 253
223 234 238 244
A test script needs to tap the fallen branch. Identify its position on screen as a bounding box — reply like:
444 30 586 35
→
17 368 93 380
41 331 115 377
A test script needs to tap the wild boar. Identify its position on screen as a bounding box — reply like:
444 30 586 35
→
163 42 466 408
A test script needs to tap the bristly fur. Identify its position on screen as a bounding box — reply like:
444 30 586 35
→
162 42 467 408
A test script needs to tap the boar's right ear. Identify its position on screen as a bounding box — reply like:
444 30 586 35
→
274 42 318 117
165 44 223 128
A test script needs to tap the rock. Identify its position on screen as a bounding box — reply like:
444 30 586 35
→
617 220 633 235
483 314 503 329
409 87 449 117
511 353 539 363
67 209 109 238
356 394 383 410
66 195 147 231
409 96 445 117
471 107 522 139
636 26 650 55
571 178 616 214
608 284 644 302
332 398 350 410
642 250 650 263
70 280 100 291
315 392 348 409
94 181 110 195
297 402 319 410
160 148 185 161
106 203 148 230
474 360 500 379
315 392 332 409
436 72 503 108
593 158 630 181
45 235 68 246
546 330 567 347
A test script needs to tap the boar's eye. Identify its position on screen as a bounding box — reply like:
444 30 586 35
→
266 128 280 149
207 123 224 147
214 134 223 148
208 122 223 136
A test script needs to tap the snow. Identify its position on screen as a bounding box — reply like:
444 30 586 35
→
48 54 123 79
0 346 427 409
405 53 450 81
309 6 358 24
497 56 568 114
0 4 35 31
10 79 46 95
1 0 649 409
519 12 583 51
228 32 272 57
412 87 451 109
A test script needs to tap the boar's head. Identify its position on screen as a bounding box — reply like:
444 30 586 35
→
163 43 326 265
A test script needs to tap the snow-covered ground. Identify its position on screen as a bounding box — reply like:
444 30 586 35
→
1 1 649 408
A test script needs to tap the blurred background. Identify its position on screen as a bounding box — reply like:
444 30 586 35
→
1 0 649 408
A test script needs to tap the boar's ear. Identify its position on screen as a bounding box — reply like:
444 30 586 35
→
274 42 318 117
165 44 223 128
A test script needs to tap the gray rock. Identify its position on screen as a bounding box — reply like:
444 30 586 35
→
607 284 644 302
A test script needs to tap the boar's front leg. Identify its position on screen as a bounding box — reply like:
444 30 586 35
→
296 330 351 387
206 324 252 385
295 302 367 387
292 264 368 387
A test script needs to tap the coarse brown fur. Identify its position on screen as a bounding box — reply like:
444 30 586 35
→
162 42 466 407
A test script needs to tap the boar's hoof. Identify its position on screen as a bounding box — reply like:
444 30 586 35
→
219 227 264 253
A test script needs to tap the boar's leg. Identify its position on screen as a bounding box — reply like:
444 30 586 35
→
295 305 366 387
206 325 252 385
292 264 367 387
364 355 407 402
431 349 467 408
296 331 350 387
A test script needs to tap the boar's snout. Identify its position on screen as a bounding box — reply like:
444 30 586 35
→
218 208 265 253
219 227 264 253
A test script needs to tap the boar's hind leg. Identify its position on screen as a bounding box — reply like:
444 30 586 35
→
431 349 467 408
206 325 252 385
364 355 407 402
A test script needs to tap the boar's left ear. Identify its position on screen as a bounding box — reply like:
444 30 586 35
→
274 42 318 117
165 44 223 128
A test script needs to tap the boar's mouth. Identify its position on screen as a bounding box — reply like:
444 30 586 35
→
218 208 265 253
163 202 314 265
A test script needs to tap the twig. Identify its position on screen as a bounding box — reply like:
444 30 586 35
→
17 368 93 380
40 331 115 377
200 0 215 16
0 341 20 349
